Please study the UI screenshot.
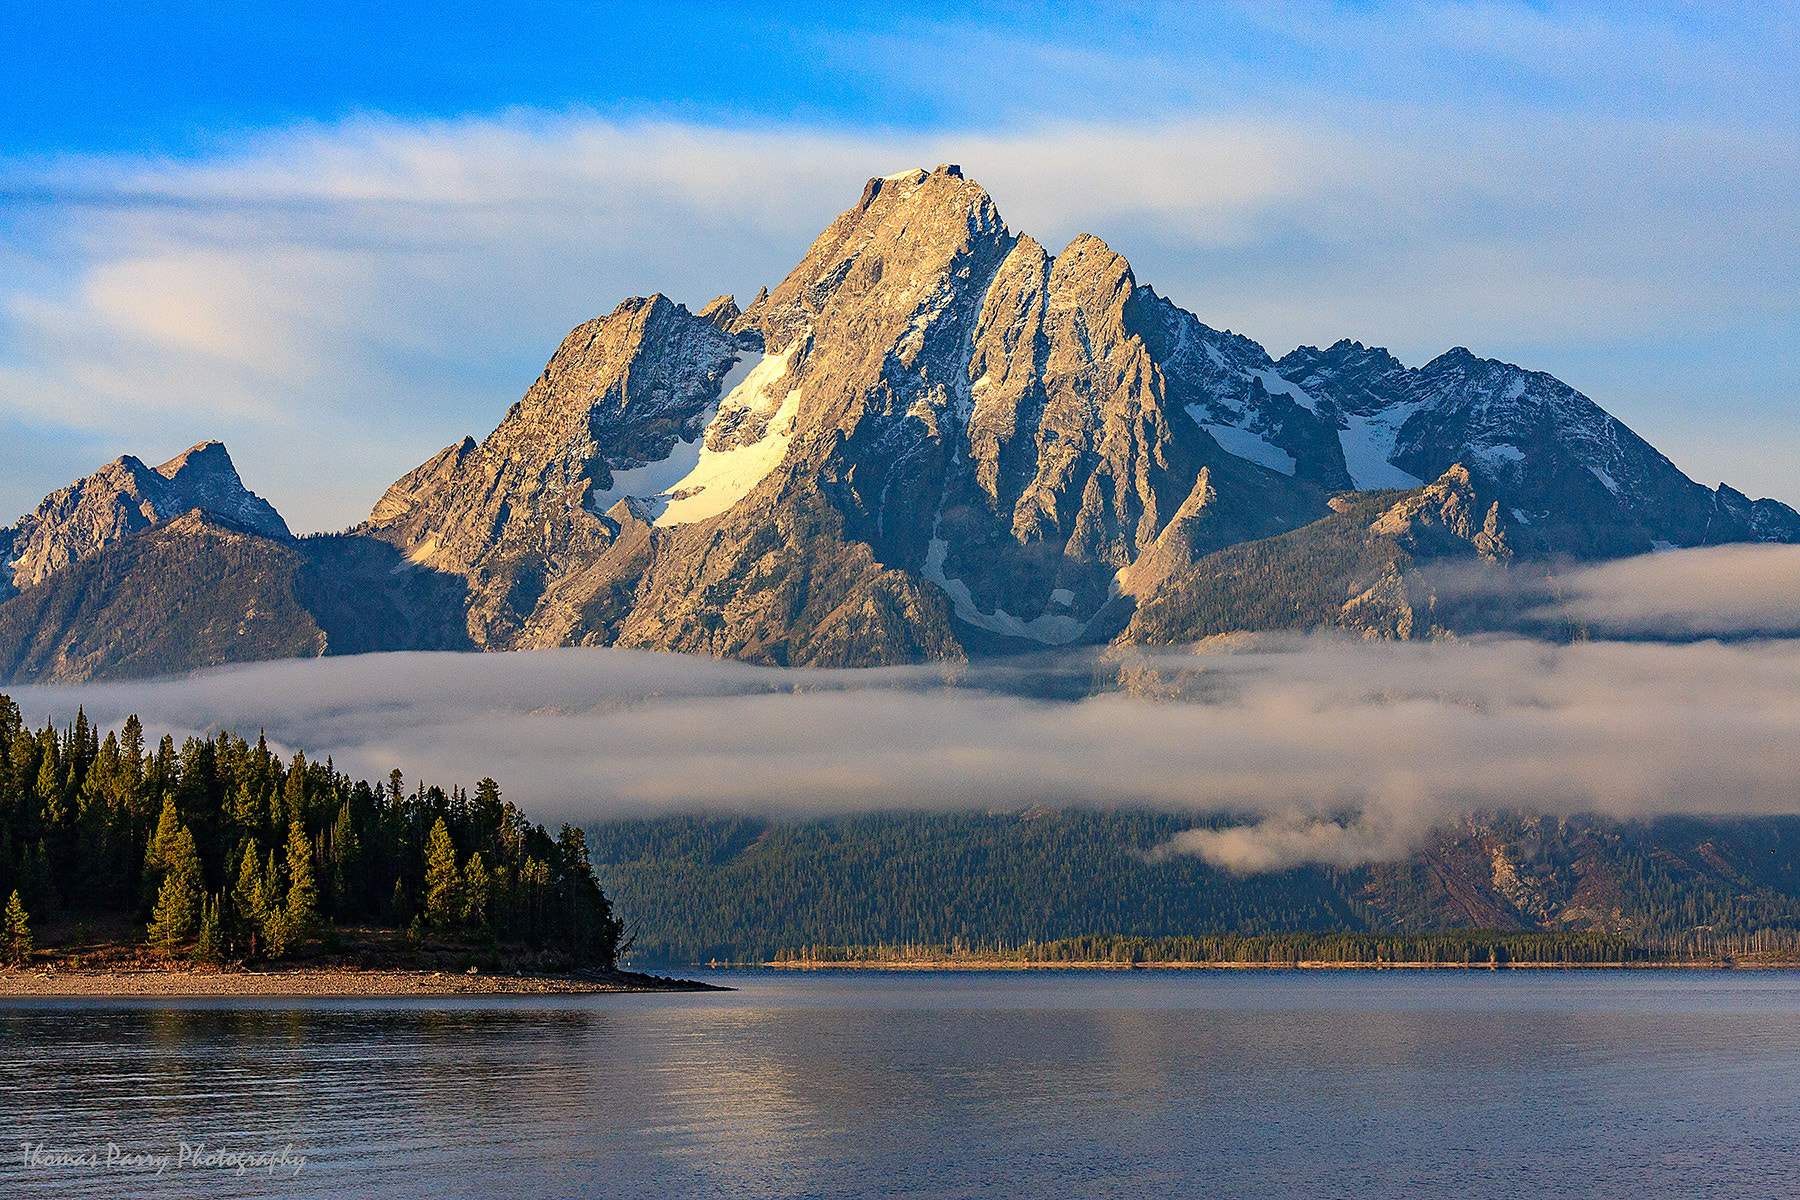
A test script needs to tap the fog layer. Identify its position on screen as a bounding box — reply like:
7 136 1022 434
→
10 546 1799 873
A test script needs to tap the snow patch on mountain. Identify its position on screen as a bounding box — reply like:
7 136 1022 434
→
1197 418 1297 475
1467 442 1526 475
1339 409 1424 490
1251 369 1316 413
585 351 769 517
655 348 800 526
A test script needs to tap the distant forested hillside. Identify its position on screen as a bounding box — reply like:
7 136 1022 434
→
591 810 1800 964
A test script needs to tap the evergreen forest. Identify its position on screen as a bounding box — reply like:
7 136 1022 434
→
0 694 623 968
591 810 1800 964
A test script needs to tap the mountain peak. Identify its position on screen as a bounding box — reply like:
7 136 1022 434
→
2 438 288 596
155 439 232 479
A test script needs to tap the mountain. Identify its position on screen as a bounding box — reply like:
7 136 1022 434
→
0 514 473 684
1275 340 1800 555
590 808 1800 964
0 511 325 682
2 165 1796 680
0 441 287 602
361 164 1794 665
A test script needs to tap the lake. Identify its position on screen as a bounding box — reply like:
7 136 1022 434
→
4 969 1799 1197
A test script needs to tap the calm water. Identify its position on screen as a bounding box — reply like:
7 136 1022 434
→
3 969 1800 1198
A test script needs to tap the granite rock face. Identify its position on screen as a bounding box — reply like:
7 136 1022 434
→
1274 341 1798 556
360 165 1799 663
364 166 1340 661
6 165 1798 680
1 441 288 600
363 293 746 648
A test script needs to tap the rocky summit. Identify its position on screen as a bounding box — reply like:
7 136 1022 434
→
2 165 1796 680
0 441 288 602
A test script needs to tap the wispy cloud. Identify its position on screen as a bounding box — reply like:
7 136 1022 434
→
2 94 1796 529
9 548 1800 872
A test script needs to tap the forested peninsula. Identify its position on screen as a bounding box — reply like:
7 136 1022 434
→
0 694 625 977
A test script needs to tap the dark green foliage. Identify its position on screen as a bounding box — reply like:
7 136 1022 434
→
593 811 1364 963
0 692 622 967
3 889 31 965
592 809 1800 965
779 930 1647 966
146 824 204 950
424 818 461 927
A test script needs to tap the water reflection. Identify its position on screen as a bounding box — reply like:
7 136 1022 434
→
2 972 1800 1197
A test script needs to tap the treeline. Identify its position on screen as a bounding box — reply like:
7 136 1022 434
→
591 811 1367 964
774 931 1649 966
0 694 622 966
592 810 1800 965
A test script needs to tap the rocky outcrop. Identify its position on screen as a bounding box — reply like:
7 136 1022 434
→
1276 341 1800 555
1 441 288 598
363 293 745 647
1126 467 1518 645
1367 463 1510 560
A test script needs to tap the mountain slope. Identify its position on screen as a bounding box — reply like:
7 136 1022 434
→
1276 341 1799 555
3 166 1795 680
1126 464 1513 644
1 441 288 601
0 512 324 682
592 809 1800 964
0 515 475 684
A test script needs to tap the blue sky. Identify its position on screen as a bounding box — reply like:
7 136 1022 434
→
2 2 1796 529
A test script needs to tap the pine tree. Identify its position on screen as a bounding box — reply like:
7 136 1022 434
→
462 852 492 930
19 842 52 915
231 839 278 958
329 800 359 917
144 794 184 880
283 821 319 945
147 826 203 951
424 818 461 928
4 890 32 966
260 848 293 957
191 895 224 965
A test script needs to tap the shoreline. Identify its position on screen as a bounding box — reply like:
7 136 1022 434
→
0 965 726 997
758 958 1792 972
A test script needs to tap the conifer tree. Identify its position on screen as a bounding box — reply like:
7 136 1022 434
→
19 842 52 915
144 794 184 877
147 825 203 950
4 890 32 966
330 801 359 915
462 851 491 930
192 895 224 965
424 818 461 928
260 847 293 957
283 821 319 945
232 839 276 958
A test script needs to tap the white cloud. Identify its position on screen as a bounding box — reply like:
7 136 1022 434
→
1 103 1796 531
10 622 1800 873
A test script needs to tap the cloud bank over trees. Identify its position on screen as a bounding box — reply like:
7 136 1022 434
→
14 547 1800 873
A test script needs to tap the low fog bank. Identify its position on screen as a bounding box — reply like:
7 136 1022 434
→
10 544 1798 874
11 634 1800 874
1426 542 1800 640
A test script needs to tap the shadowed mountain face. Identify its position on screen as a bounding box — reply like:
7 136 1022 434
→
2 166 1796 681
